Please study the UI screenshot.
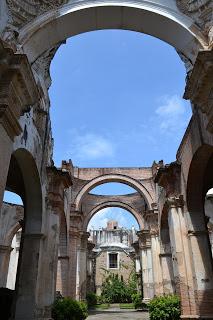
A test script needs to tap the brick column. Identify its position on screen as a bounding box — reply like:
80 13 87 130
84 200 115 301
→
137 230 154 302
0 245 13 287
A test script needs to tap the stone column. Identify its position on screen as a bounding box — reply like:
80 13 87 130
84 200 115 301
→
68 228 81 298
159 250 174 294
34 167 71 319
0 245 13 287
76 231 90 300
87 241 95 293
187 220 213 317
150 231 164 296
68 207 83 299
137 230 154 302
167 196 197 319
57 256 69 296
132 241 143 296
14 232 45 320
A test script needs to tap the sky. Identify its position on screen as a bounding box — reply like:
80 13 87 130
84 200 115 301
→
4 30 192 228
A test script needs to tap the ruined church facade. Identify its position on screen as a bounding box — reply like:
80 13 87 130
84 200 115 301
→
0 0 212 319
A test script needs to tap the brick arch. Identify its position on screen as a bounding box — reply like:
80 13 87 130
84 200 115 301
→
83 200 143 230
74 174 153 211
18 0 206 65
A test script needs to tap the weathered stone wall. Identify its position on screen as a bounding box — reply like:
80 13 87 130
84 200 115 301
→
95 250 134 295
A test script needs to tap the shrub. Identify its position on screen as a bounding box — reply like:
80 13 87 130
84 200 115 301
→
148 295 181 320
86 292 97 308
52 297 88 320
132 293 142 309
100 269 137 303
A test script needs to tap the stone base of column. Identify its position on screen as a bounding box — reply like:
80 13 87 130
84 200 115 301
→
142 298 151 303
181 316 213 319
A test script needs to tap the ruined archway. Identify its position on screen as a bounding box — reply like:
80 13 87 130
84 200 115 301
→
74 173 154 211
186 144 213 316
84 200 143 230
3 148 43 319
17 1 207 65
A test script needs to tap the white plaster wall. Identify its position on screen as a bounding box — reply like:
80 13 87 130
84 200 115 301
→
6 232 21 290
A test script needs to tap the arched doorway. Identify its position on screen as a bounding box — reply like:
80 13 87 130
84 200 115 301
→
0 148 43 319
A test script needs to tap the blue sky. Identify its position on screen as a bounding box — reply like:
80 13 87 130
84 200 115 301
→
4 30 192 228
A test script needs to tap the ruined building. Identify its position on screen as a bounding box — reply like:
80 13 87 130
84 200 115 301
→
0 1 213 319
88 220 138 295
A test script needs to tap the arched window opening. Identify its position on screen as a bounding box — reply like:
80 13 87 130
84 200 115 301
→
3 191 23 205
50 30 191 169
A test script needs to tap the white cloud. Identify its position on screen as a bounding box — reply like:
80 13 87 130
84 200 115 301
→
87 207 139 231
88 208 112 230
155 95 188 132
67 131 115 160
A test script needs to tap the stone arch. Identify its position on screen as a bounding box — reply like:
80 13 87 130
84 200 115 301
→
5 148 43 319
83 200 143 230
187 144 213 214
75 174 153 211
6 222 22 247
18 0 207 65
186 143 213 316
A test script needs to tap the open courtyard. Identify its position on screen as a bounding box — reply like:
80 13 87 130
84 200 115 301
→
88 309 149 320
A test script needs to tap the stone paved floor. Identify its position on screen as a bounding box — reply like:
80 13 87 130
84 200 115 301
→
87 308 149 319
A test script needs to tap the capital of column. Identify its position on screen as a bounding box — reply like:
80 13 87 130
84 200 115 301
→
69 228 81 239
70 210 83 229
184 49 213 132
79 231 90 249
0 41 39 140
137 230 151 249
0 244 13 253
46 166 72 213
87 241 95 252
166 195 184 209
132 240 140 253
188 230 208 237
58 255 69 260
155 161 181 197
46 193 64 214
23 232 46 240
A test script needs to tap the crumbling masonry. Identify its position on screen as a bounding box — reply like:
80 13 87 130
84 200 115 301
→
0 0 213 319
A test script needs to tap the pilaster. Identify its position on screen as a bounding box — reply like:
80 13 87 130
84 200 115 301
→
184 49 213 133
0 41 39 211
0 244 13 287
137 230 154 302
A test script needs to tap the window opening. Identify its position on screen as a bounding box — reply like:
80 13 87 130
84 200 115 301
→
109 253 118 269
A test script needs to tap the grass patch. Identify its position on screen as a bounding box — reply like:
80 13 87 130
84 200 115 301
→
94 304 109 310
119 303 134 309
